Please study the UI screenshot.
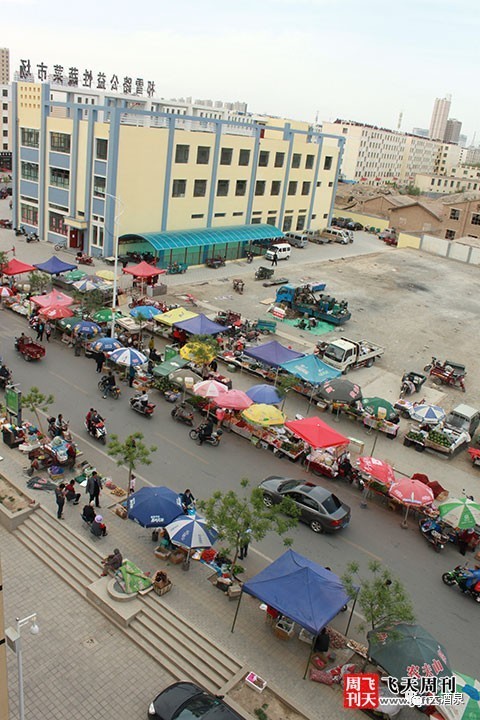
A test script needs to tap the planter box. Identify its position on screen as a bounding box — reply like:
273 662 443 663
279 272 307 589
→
245 672 267 694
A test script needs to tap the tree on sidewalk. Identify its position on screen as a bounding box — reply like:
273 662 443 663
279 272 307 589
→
108 432 157 494
342 560 415 634
22 386 55 434
28 271 50 295
198 478 300 568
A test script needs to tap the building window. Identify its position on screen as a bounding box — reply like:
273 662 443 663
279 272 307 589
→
291 153 301 169
214 212 226 217
191 213 204 219
21 203 38 225
172 179 186 197
445 229 456 240
288 181 297 196
197 146 210 164
239 149 250 166
449 208 460 220
93 175 106 197
21 128 39 148
305 154 315 169
217 179 229 197
271 180 281 196
233 211 243 217
259 151 269 167
2 90 7 97
301 181 311 196
2 103 7 111
251 218 261 224
328 181 333 187
96 138 108 160
21 161 38 181
324 156 333 170
296 215 306 231
266 216 277 226
175 144 189 163
255 180 266 196
471 213 480 226
220 147 233 165
193 179 207 197
50 168 70 189
236 180 247 196
283 216 292 231
50 132 71 153
274 152 284 168
49 211 68 236
2 117 7 124
91 224 104 248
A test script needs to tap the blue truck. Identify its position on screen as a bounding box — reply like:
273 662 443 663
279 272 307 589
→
275 283 351 325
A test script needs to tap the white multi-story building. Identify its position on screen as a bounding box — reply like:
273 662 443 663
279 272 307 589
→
0 84 11 153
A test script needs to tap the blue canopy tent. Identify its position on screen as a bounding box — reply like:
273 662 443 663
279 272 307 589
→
280 354 341 386
230 549 356 676
244 341 304 368
174 313 225 336
34 256 77 274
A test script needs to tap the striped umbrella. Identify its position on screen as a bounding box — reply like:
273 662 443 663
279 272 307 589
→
165 516 218 550
109 347 147 367
0 286 13 298
410 404 446 425
72 278 101 293
437 496 480 530
193 379 228 398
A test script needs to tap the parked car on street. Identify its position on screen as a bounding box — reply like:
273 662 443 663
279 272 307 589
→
258 477 351 533
148 682 244 720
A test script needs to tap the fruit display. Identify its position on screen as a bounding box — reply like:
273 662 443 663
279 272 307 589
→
406 430 425 443
427 429 451 447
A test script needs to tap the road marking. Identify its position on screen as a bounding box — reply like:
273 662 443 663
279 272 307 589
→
339 536 383 562
152 431 209 465
48 371 89 395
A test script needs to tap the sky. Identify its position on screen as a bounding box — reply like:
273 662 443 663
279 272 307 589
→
3 0 479 143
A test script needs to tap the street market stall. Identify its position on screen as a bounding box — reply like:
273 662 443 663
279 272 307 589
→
34 256 77 274
174 313 225 336
279 354 341 402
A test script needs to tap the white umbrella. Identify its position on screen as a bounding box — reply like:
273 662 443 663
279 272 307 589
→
0 286 13 298
410 404 446 425
193 379 228 398
72 278 101 293
109 347 147 367
165 516 218 550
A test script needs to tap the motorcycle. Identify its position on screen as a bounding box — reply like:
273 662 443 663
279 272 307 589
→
189 425 223 447
246 252 254 264
171 403 194 426
129 396 156 417
423 356 441 372
14 225 27 237
442 565 480 602
26 232 40 243
47 416 72 442
85 420 107 444
0 367 12 389
98 376 121 399
76 253 95 266
233 279 245 295
419 518 449 552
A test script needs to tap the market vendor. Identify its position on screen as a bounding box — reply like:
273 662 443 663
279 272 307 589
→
101 548 123 576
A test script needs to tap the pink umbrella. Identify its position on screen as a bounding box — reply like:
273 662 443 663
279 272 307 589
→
356 457 396 488
39 304 74 320
0 286 13 298
193 380 228 398
213 389 253 411
389 477 435 527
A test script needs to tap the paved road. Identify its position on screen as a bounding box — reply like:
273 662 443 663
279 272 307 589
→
1 303 478 676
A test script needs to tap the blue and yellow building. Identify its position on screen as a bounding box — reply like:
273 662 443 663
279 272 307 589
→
12 81 344 264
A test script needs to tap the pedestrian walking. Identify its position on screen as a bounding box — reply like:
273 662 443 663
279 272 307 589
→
36 320 45 341
271 251 278 267
239 528 252 559
55 483 66 519
45 321 52 342
129 474 136 496
86 471 103 507
128 364 136 388
95 350 105 373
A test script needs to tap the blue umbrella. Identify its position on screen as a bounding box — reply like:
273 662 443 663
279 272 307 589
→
90 337 124 352
410 404 446 425
109 347 147 366
130 306 160 320
246 384 282 405
165 516 218 549
127 486 184 528
74 321 102 336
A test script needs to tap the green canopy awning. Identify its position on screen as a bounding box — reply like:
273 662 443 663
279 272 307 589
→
152 354 188 377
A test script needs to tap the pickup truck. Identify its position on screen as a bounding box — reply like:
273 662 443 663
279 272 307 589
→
316 337 384 373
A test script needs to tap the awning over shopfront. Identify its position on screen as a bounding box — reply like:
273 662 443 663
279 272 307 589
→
119 224 283 254
280 354 341 385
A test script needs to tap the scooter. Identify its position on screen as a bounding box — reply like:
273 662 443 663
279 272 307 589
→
442 565 480 602
98 376 121 399
14 225 27 236
246 252 254 264
419 518 449 552
189 425 223 447
85 420 107 444
0 367 12 389
26 232 39 243
171 403 194 426
76 253 95 266
129 396 156 418
233 279 245 295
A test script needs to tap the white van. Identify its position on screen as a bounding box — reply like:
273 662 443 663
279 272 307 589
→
265 243 292 261
284 233 308 249
320 227 352 244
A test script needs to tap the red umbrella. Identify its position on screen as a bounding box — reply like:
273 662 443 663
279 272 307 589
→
39 304 74 320
1 258 35 275
389 478 435 527
123 261 166 278
356 457 396 487
31 290 74 307
0 286 13 298
213 389 252 410
285 416 348 449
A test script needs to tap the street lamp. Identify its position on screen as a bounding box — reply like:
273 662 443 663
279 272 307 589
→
103 193 125 338
5 613 40 720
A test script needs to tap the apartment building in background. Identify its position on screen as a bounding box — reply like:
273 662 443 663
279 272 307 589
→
444 118 462 145
415 165 480 195
0 48 9 84
439 196 480 240
11 80 342 259
429 95 451 141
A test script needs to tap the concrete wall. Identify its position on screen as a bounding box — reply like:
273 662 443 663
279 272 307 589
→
332 208 389 230
0 558 8 720
419 234 480 265
397 232 421 249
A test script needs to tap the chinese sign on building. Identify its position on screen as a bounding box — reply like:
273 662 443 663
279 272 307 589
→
18 60 156 98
